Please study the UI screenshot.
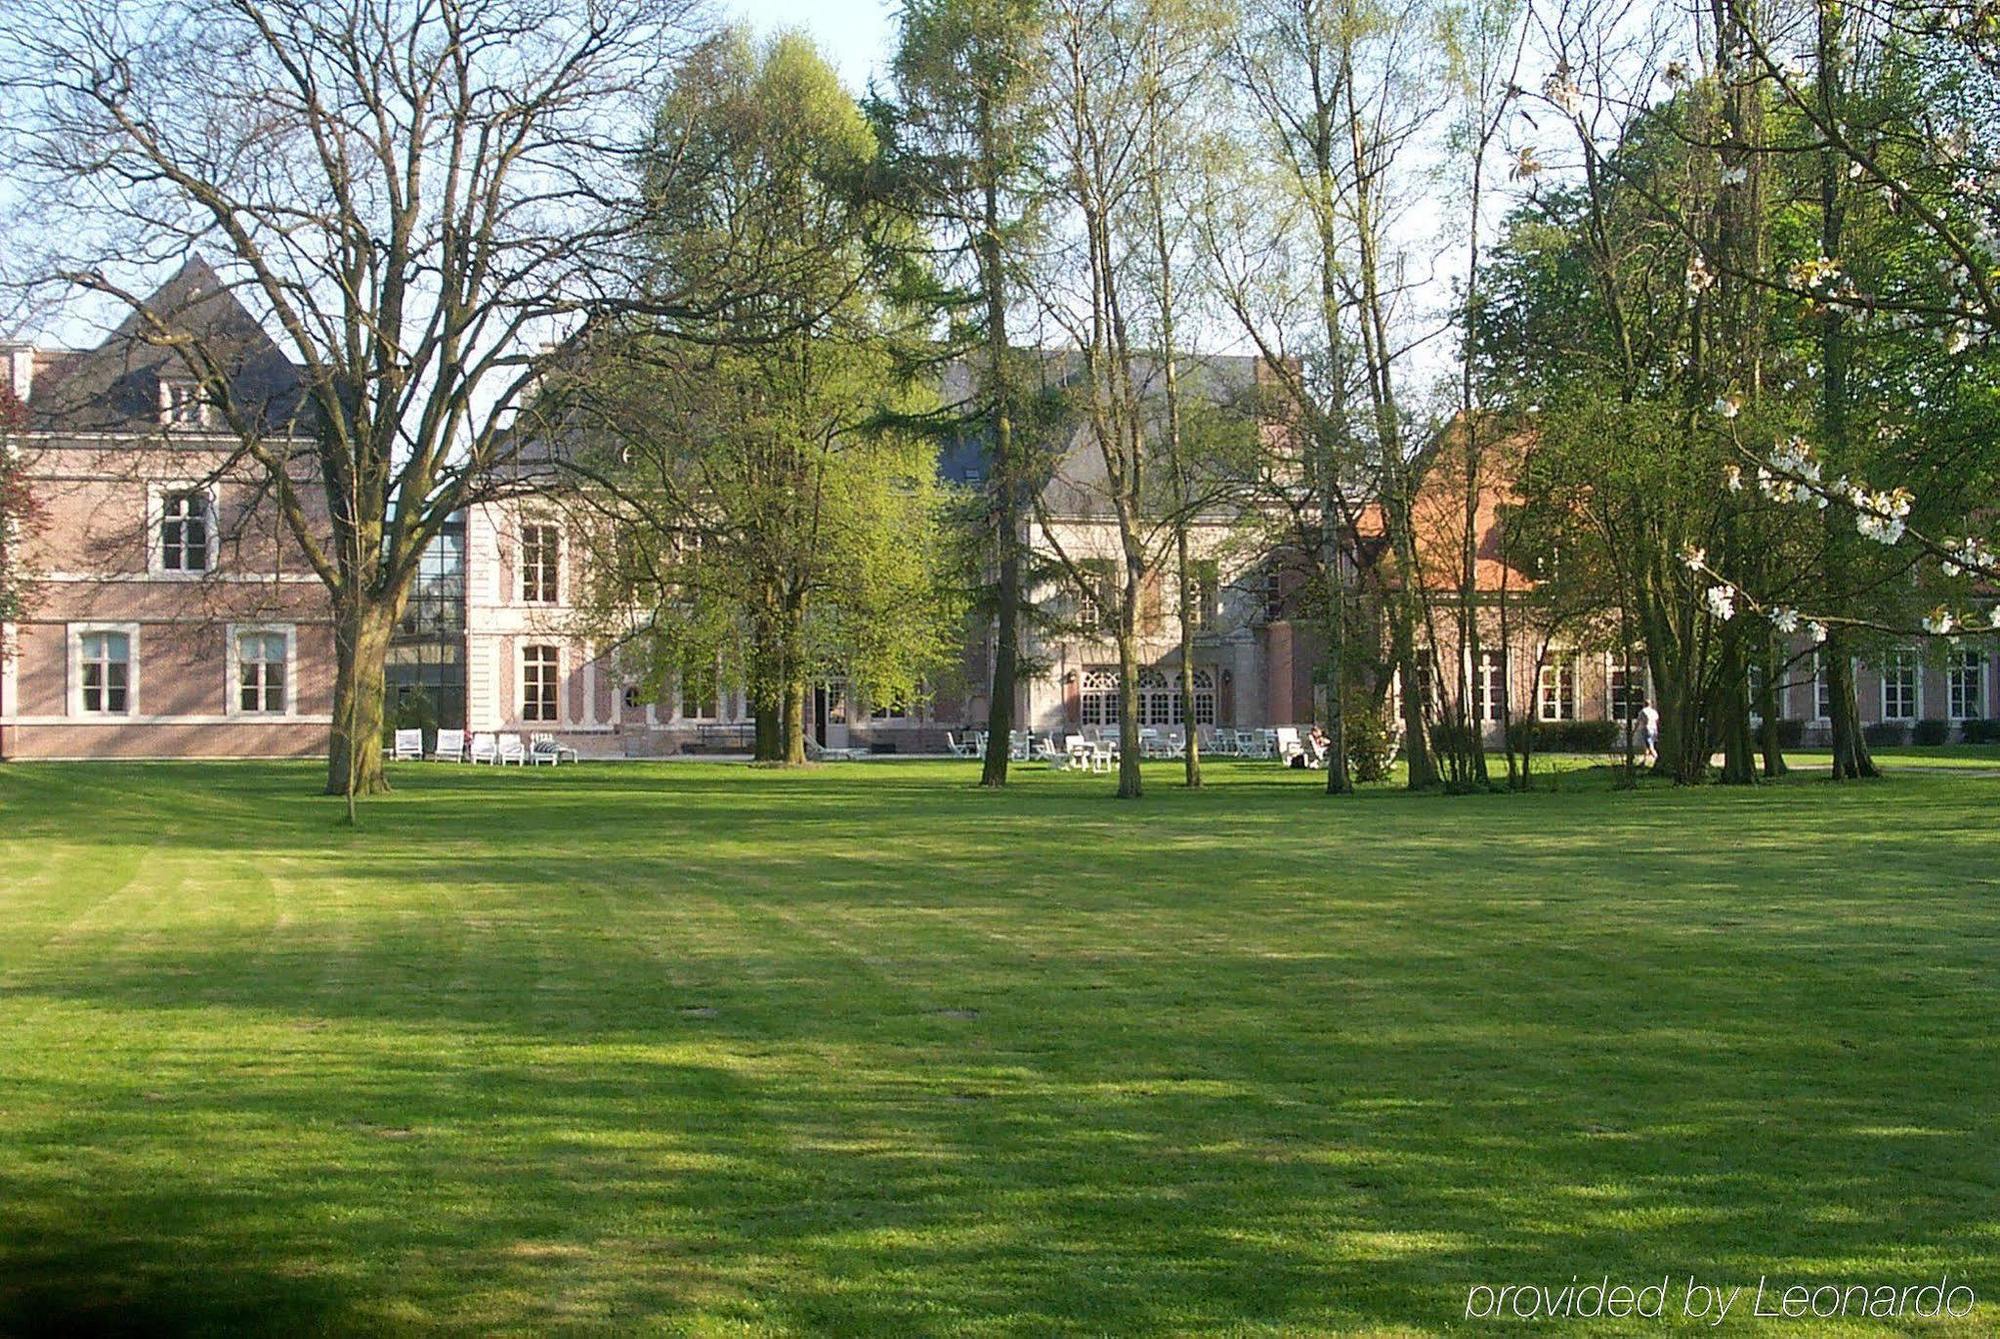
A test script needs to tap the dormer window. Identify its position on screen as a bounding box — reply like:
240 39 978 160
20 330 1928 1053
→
159 379 208 427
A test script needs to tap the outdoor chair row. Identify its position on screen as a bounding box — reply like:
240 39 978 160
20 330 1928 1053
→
387 729 580 765
948 724 1315 764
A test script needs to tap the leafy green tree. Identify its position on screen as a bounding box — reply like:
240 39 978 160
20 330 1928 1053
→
555 34 960 764
888 0 1050 787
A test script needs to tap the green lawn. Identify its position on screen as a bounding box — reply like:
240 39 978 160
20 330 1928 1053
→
0 760 1994 1336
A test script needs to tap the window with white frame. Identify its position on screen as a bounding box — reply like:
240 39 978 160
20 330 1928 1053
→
159 380 208 427
77 629 133 714
1537 656 1576 721
1476 650 1507 723
159 488 213 572
234 628 290 714
521 644 560 722
1187 560 1220 631
1076 560 1116 632
1080 665 1119 726
1189 668 1216 725
1880 647 1917 721
1948 649 1985 721
1813 652 1833 720
1138 667 1180 725
869 690 912 720
520 523 561 604
1607 654 1647 720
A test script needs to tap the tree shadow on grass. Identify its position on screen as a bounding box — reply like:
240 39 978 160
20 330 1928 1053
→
0 1215 371 1338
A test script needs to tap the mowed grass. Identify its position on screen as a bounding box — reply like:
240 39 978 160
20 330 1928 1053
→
0 760 1994 1337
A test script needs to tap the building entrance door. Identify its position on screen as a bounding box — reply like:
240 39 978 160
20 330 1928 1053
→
813 682 849 748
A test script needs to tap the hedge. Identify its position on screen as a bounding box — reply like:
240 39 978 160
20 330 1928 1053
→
1504 718 1622 753
1911 719 1953 746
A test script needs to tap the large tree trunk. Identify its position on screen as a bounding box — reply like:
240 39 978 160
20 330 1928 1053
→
1757 639 1788 777
783 677 807 766
1176 530 1203 789
1390 607 1436 789
1322 591 1351 796
978 167 1020 789
981 536 1021 786
1717 631 1758 786
1115 603 1143 800
325 594 396 797
749 612 787 763
1825 633 1879 780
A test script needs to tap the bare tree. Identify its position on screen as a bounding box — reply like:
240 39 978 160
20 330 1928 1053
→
0 0 709 798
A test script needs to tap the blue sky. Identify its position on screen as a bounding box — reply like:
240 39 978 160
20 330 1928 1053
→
729 0 897 91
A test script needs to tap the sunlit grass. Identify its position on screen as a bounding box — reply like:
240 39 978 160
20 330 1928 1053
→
0 759 1994 1334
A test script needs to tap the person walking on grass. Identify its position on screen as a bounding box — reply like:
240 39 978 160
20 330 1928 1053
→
1640 702 1660 767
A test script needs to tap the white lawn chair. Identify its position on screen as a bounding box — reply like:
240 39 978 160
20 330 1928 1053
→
946 731 978 758
392 728 423 761
1031 735 1063 767
429 729 466 762
1090 738 1116 773
1163 727 1187 758
1275 726 1303 764
495 733 528 765
970 730 989 759
1011 729 1033 761
530 732 579 765
468 732 497 764
1063 734 1093 771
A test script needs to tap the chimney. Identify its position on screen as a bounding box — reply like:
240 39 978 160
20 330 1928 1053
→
1 344 32 403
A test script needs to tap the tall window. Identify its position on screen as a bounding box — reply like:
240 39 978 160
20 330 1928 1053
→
679 653 718 720
1949 649 1985 721
1077 560 1116 632
1881 647 1917 721
1537 657 1576 721
1189 669 1217 725
1608 656 1647 720
1138 668 1180 725
1814 652 1833 720
79 631 132 714
159 380 207 427
1080 665 1120 726
520 523 560 604
237 631 287 714
1476 650 1507 723
160 490 211 572
1262 565 1285 621
1188 560 1220 631
521 644 559 722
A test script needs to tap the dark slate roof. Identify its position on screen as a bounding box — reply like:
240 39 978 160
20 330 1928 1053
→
30 257 311 434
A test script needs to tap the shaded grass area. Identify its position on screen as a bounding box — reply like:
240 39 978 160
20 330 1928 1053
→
0 759 1994 1336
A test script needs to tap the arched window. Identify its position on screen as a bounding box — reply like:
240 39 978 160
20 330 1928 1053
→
1190 669 1216 725
1136 668 1172 725
1080 666 1120 726
1135 667 1220 726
